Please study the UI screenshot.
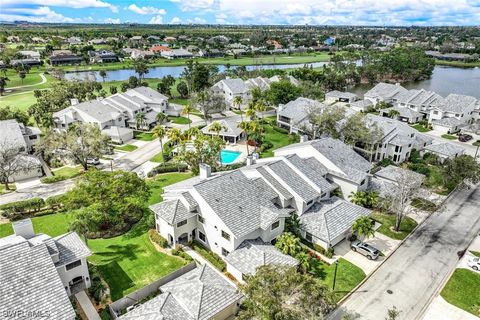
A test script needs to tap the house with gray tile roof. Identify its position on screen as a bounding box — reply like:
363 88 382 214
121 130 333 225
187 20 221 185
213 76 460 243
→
119 265 242 320
350 99 373 112
428 93 477 133
211 78 251 109
421 142 466 163
201 118 245 143
0 219 91 320
325 90 358 104
299 197 371 249
379 106 424 124
277 97 327 134
225 239 298 282
364 82 408 105
0 119 43 182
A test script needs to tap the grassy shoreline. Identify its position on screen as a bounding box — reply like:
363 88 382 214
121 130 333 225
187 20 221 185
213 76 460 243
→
435 59 480 68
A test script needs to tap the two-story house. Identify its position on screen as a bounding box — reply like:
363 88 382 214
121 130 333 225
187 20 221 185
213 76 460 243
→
0 219 91 320
428 94 477 133
276 97 327 134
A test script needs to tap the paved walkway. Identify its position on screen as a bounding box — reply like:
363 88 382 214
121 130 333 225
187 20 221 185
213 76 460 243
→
75 290 101 320
422 296 479 320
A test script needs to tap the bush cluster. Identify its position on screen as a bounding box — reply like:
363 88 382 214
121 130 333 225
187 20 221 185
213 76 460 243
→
192 240 226 271
148 229 168 248
147 163 188 177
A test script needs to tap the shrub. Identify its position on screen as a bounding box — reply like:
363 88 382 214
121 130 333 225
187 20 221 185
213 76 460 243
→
147 163 188 177
378 158 395 167
192 240 226 271
45 194 67 210
171 249 193 262
313 243 326 255
408 163 430 175
411 198 437 212
272 126 289 134
326 248 335 259
41 175 67 184
148 229 168 248
0 197 45 217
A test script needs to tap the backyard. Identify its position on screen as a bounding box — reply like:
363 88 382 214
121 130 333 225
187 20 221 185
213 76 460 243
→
440 268 480 316
260 117 298 157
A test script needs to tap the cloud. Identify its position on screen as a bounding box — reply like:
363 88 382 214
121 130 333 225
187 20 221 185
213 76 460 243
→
0 6 81 22
169 17 182 24
104 17 121 24
170 0 216 11
149 15 164 24
187 17 208 24
2 0 118 12
127 4 166 15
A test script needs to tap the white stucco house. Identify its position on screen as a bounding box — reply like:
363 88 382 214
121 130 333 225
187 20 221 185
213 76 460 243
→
0 218 91 320
420 142 466 163
276 97 327 134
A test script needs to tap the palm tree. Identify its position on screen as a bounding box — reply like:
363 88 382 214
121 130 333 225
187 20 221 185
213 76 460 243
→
387 109 400 119
285 213 302 237
351 216 375 240
255 99 267 122
275 232 302 257
133 59 149 81
152 124 167 160
99 70 107 83
208 121 226 137
184 126 200 141
156 112 168 125
245 102 257 120
238 121 250 155
296 251 311 274
233 96 244 121
182 103 194 129
167 127 182 145
135 112 147 130
349 191 379 209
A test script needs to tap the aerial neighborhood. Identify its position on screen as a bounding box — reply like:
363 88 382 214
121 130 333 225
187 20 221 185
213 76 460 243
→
0 15 480 320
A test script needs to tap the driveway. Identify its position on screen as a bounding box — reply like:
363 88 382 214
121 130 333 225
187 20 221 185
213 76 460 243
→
335 232 401 275
329 185 480 320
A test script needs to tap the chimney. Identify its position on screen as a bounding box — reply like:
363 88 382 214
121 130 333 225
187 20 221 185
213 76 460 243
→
199 163 211 179
12 219 35 239
70 98 79 106
246 155 255 166
300 135 309 143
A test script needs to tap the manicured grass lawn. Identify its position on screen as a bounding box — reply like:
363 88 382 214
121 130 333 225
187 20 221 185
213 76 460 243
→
371 212 418 240
169 98 188 106
260 118 297 157
0 184 16 193
435 59 480 68
411 124 432 132
150 152 164 163
473 140 480 147
0 212 76 238
168 116 191 124
0 91 38 111
146 172 192 205
311 258 366 303
441 269 480 316
471 251 480 257
115 144 138 152
5 72 44 88
134 131 155 141
49 166 82 180
441 134 458 140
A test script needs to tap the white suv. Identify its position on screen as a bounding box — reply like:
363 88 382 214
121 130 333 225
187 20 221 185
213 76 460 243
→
467 257 479 271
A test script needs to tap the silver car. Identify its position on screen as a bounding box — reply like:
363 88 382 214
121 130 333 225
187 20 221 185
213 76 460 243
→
351 240 380 260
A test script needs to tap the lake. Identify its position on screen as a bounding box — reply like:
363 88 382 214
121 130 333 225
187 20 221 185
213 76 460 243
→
351 66 480 99
64 63 480 99
63 62 329 82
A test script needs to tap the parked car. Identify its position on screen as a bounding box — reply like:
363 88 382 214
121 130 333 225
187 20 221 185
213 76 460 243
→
86 158 100 165
350 240 380 260
467 257 479 271
459 134 473 142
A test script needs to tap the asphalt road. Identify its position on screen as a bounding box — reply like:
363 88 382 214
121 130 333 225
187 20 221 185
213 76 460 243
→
0 179 75 205
330 185 480 320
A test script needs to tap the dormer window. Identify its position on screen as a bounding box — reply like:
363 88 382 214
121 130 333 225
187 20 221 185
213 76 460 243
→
271 221 280 230
66 260 82 271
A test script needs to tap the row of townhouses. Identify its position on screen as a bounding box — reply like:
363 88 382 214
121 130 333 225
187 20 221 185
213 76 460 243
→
53 87 180 143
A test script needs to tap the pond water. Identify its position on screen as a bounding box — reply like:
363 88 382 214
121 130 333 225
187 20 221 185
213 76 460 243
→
63 62 329 82
351 66 480 99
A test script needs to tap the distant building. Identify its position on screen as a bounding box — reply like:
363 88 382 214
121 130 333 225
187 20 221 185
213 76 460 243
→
89 50 119 63
150 45 172 54
160 48 193 59
198 49 223 58
48 50 83 66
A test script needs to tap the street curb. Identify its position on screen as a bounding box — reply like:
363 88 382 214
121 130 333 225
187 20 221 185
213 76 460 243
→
334 186 460 307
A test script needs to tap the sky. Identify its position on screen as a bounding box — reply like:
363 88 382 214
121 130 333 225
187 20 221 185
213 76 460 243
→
1 0 480 26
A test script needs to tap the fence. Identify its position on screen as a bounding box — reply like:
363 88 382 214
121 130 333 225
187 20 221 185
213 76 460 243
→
108 262 196 319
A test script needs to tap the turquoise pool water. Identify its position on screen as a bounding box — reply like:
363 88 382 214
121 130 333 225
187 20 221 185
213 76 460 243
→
220 150 241 164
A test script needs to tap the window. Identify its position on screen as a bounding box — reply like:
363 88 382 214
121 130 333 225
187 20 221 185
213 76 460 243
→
66 260 82 271
177 219 187 227
307 199 314 205
199 231 206 242
305 232 313 242
222 248 230 256
221 230 230 241
198 216 205 224
433 111 439 115
271 221 280 230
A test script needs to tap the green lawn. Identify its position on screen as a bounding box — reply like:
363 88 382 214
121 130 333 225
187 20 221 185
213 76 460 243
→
260 119 297 157
471 251 480 257
45 166 83 182
0 212 76 238
150 152 164 163
168 116 191 124
311 258 366 303
435 59 480 68
441 134 458 140
473 140 480 147
371 212 418 240
0 91 38 111
146 172 192 205
134 131 155 141
115 144 138 152
411 124 432 132
5 72 44 88
0 184 16 194
441 269 480 317
169 98 189 106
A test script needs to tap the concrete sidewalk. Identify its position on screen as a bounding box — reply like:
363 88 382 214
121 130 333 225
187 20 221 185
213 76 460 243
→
75 290 101 320
422 296 479 320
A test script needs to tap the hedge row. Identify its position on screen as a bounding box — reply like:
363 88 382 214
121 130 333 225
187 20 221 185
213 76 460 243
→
0 197 45 214
147 163 188 177
272 126 289 134
192 240 226 271
148 229 168 248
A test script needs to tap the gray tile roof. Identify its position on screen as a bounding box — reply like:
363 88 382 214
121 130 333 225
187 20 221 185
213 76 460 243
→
216 78 248 94
350 99 373 111
202 118 243 137
374 165 425 185
119 292 193 320
285 155 334 193
0 237 76 320
364 82 408 101
193 171 288 238
432 94 477 114
0 119 27 150
267 160 319 202
225 239 298 275
277 97 326 129
150 199 197 225
126 86 169 102
160 265 243 320
256 166 293 200
380 106 423 120
423 142 465 157
299 197 371 243
326 90 357 99
68 100 121 123
53 232 91 267
431 117 463 127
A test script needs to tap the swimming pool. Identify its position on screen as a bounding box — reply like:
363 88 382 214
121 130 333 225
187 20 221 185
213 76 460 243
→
220 150 242 164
